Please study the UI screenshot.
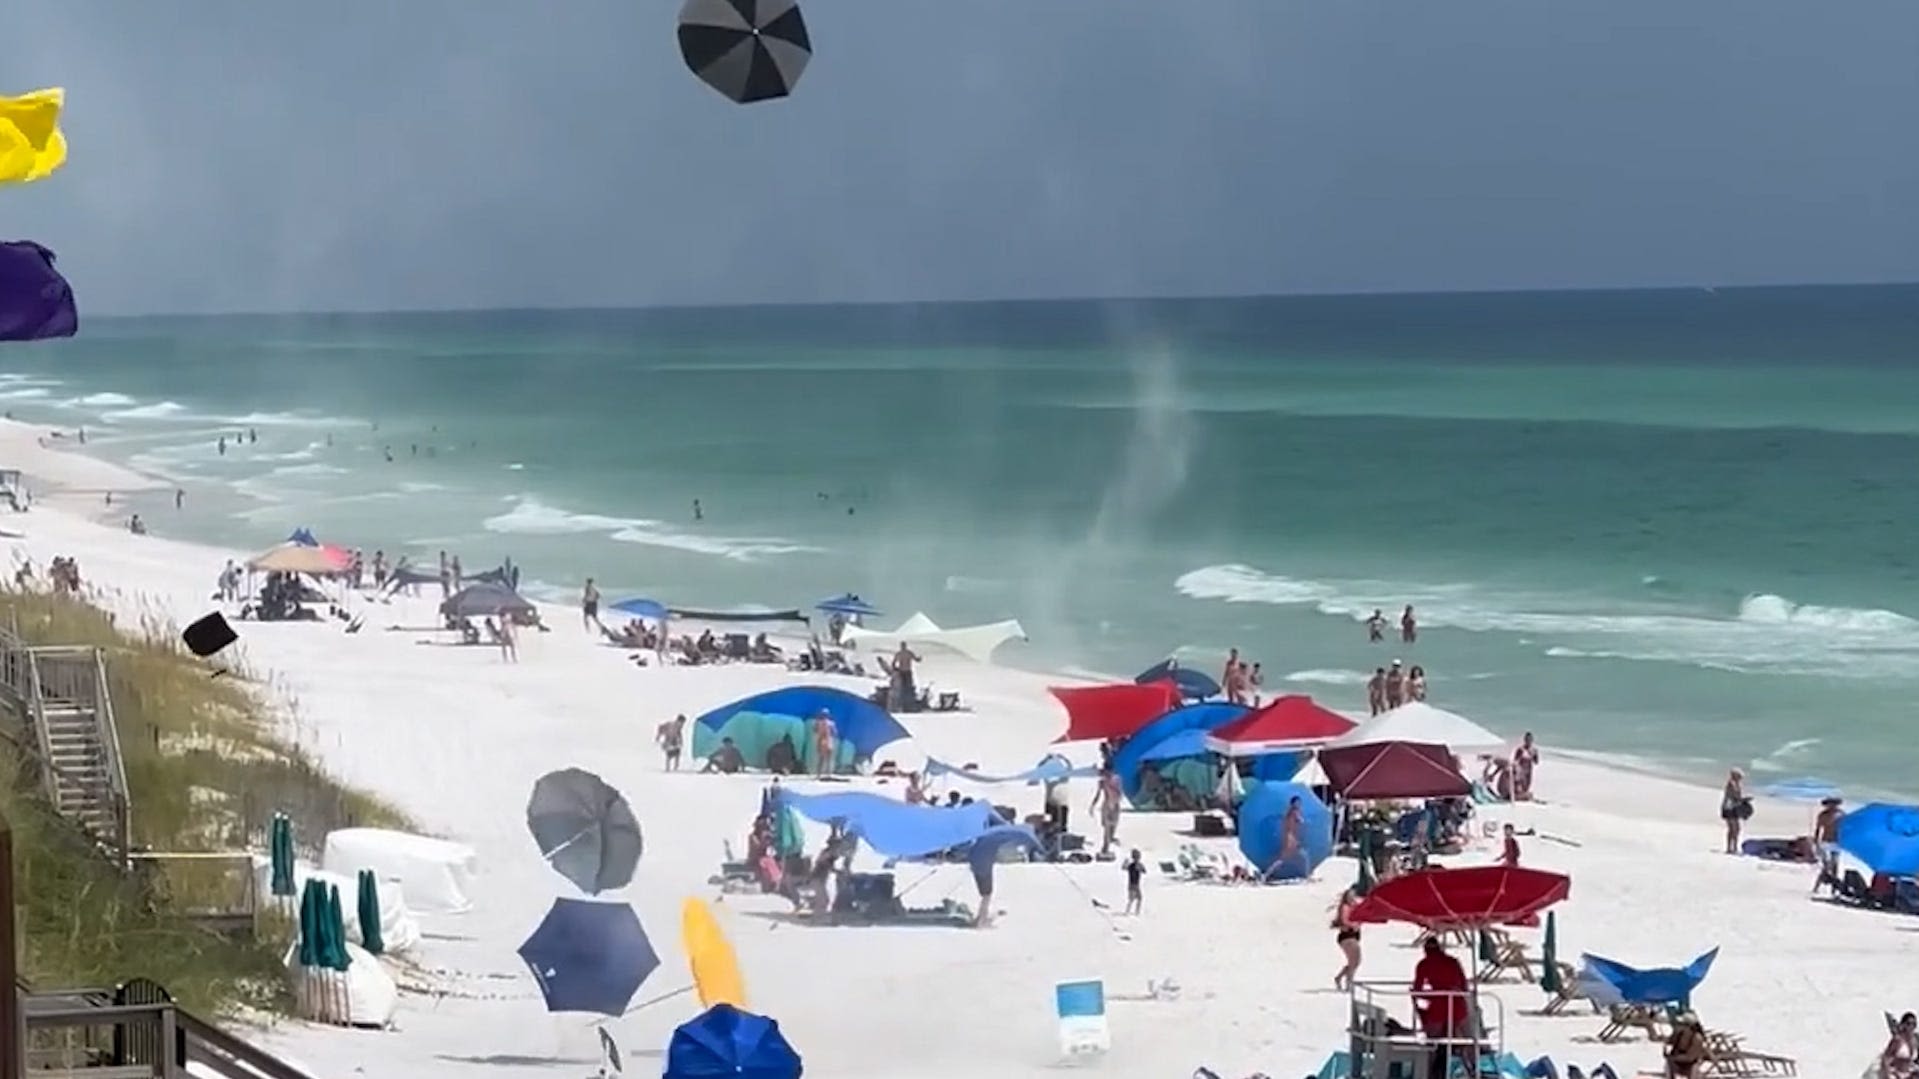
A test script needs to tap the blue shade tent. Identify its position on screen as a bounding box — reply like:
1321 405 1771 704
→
696 686 908 761
775 789 1002 858
691 712 857 774
816 593 881 618
517 898 660 1016
1135 659 1221 700
666 1003 803 1079
1579 949 1718 1008
1236 781 1334 881
1112 702 1247 805
610 597 669 621
1250 751 1311 783
926 755 1100 785
1138 728 1211 763
1837 803 1919 875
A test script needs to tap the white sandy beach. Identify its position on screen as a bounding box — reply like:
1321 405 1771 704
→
0 417 1906 1079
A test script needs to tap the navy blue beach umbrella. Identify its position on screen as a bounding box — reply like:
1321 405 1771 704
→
815 593 880 618
666 1003 803 1079
1135 659 1221 700
517 898 660 1016
610 597 669 621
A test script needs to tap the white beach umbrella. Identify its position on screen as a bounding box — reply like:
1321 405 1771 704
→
1330 701 1508 754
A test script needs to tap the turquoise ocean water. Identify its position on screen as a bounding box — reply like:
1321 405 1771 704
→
3 286 1917 794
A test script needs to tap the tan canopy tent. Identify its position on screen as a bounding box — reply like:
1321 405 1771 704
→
247 542 344 575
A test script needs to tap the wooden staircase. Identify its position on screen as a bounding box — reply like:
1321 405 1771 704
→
0 622 131 866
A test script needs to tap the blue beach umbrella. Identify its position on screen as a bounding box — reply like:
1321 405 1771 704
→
1580 948 1717 1009
610 597 669 621
666 1003 803 1079
518 898 660 1016
1236 781 1334 881
1838 802 1919 875
1135 659 1222 701
815 593 880 618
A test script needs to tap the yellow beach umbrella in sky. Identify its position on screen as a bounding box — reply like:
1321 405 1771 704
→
0 87 68 185
681 897 745 1009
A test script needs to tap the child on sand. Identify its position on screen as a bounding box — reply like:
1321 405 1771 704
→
1123 850 1145 914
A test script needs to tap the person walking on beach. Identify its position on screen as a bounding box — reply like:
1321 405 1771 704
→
1719 767 1750 854
1500 823 1522 868
581 578 601 632
657 714 686 771
1401 605 1417 643
1272 795 1305 879
1248 662 1264 707
450 555 463 589
1122 849 1146 915
811 709 838 776
1366 610 1386 642
1091 768 1123 857
1331 887 1363 991
1367 667 1387 716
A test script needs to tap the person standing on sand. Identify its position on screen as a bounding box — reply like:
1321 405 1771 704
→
1123 849 1145 915
1222 647 1242 704
657 714 686 771
1367 667 1387 716
1091 769 1123 857
1332 887 1363 991
1511 732 1540 800
1500 823 1522 868
496 614 517 663
581 578 601 632
1401 605 1417 643
1719 768 1750 854
811 710 838 776
1366 610 1386 642
1812 796 1843 886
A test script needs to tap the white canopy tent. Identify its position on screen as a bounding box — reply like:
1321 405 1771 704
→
1329 701 1508 754
840 611 1027 664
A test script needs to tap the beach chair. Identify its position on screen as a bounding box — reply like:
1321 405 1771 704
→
1697 1029 1797 1076
1478 937 1538 983
1596 1004 1666 1043
1539 963 1605 1016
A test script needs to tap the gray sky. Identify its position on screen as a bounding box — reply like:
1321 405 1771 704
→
5 1 1918 314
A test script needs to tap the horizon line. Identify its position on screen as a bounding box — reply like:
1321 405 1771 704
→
81 277 1919 321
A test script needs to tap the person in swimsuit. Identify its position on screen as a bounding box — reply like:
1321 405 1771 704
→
1401 605 1417 643
1090 769 1123 857
1384 661 1405 709
1813 796 1844 885
1222 648 1243 704
1332 887 1363 990
1881 1012 1918 1079
1408 665 1428 702
1274 796 1304 878
581 578 601 632
811 710 838 777
1663 1012 1708 1078
1123 849 1145 915
1511 732 1540 801
1719 768 1749 854
1367 667 1387 716
656 714 686 771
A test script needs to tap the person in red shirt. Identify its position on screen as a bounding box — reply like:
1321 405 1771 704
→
1412 937 1474 1077
1501 824 1521 868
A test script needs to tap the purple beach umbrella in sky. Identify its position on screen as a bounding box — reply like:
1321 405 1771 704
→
0 240 77 342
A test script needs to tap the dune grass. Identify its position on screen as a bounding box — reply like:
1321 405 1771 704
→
2 587 410 1015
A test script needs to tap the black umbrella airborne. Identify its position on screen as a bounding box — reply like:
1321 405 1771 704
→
677 0 812 105
527 768 644 895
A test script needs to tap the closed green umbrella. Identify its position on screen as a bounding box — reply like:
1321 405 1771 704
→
324 884 352 970
1355 830 1376 896
1539 911 1563 995
270 814 296 898
296 880 321 968
357 870 384 955
1478 928 1497 967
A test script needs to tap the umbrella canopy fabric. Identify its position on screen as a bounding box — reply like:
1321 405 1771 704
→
440 582 535 619
526 768 643 895
1236 781 1334 880
1110 701 1247 803
1580 948 1718 1007
0 241 77 342
666 1003 803 1079
518 898 660 1016
815 593 880 618
1332 701 1507 753
0 88 67 185
683 898 747 1010
1837 802 1919 875
1134 659 1221 700
356 870 385 955
774 789 1003 859
611 597 670 621
1205 696 1357 756
1317 740 1470 801
248 542 347 575
694 685 907 760
923 755 1098 785
1348 865 1571 929
1049 681 1180 743
677 0 812 106
965 824 1041 898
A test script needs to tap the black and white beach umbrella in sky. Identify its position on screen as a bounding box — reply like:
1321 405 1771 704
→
677 0 812 105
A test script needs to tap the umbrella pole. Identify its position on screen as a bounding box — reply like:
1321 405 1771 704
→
622 984 694 1015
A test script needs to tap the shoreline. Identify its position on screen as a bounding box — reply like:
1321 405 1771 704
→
0 416 1901 1078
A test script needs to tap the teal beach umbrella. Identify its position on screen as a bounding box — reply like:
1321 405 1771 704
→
1539 911 1563 995
296 880 321 968
357 870 385 956
324 884 352 970
270 814 296 898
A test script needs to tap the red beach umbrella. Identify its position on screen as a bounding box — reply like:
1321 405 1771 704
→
1347 865 1570 929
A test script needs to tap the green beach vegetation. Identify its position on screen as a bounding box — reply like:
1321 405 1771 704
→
1 586 408 1015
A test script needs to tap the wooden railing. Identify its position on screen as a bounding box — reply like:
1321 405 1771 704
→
0 621 133 866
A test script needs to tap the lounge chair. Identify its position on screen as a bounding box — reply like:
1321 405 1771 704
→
1697 1029 1797 1076
1596 1003 1667 1043
1538 963 1605 1015
1477 937 1538 983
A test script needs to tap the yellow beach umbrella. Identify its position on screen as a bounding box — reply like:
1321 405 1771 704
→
0 88 68 185
681 897 745 1009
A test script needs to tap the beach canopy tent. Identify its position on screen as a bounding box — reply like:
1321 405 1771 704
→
1237 780 1334 880
1205 695 1357 756
924 754 1098 785
381 564 439 593
816 593 880 618
841 611 1028 664
691 710 857 774
695 685 907 761
1332 701 1507 754
669 606 808 623
1348 865 1571 929
1579 948 1718 1008
517 897 660 1016
1318 740 1470 801
1135 659 1221 701
1110 701 1247 805
773 788 1004 859
286 527 320 546
248 542 349 576
610 597 669 621
1049 681 1180 743
666 1003 802 1079
440 582 535 620
1837 802 1919 875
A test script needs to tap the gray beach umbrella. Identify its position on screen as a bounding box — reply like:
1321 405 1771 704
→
527 768 644 895
677 0 812 105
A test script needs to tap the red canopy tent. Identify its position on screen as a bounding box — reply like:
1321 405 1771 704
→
1203 695 1356 756
1049 681 1179 743
1347 865 1571 929
1318 740 1470 801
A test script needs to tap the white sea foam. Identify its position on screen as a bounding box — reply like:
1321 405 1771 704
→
104 400 190 421
482 496 820 563
1283 668 1371 686
267 463 351 479
0 386 52 400
1736 592 1919 633
74 391 137 406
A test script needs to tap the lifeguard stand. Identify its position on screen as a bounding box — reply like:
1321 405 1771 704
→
1347 979 1505 1079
